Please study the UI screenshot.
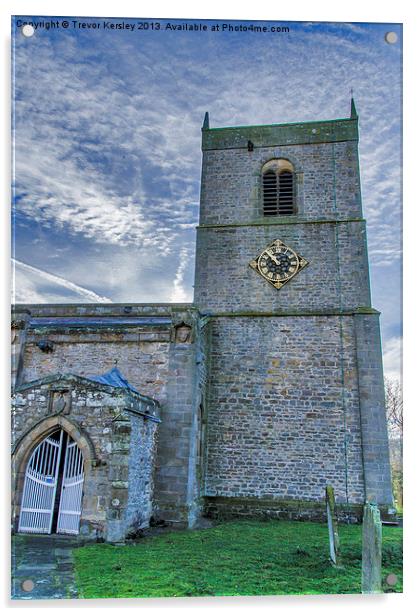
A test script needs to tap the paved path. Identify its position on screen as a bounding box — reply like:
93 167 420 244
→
11 535 80 600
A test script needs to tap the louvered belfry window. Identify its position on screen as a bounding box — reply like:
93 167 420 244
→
262 162 295 216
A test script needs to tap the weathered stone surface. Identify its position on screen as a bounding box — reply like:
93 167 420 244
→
354 314 394 506
204 496 363 523
195 222 370 313
326 485 342 566
198 139 361 227
201 119 359 152
362 503 382 594
203 315 365 504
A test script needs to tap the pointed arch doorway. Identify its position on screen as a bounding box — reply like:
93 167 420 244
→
18 428 85 535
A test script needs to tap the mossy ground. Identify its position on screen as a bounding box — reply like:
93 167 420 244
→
73 520 402 599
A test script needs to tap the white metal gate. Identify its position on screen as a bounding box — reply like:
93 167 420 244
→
18 430 64 534
18 430 85 535
56 438 85 535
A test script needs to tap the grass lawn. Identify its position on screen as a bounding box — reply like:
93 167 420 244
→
73 520 402 598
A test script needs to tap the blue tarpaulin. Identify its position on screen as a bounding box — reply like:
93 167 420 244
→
87 367 140 394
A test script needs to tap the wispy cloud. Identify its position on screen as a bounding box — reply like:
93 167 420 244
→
170 246 190 303
13 33 200 252
12 259 112 303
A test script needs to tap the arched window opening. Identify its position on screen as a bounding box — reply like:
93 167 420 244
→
262 159 296 216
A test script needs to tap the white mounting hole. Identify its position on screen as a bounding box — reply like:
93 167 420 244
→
385 31 398 44
22 25 35 37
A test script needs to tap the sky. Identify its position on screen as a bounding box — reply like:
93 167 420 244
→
11 16 402 379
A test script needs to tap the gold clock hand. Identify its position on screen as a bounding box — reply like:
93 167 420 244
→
269 253 280 265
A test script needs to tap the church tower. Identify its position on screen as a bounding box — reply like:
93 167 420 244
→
194 102 394 520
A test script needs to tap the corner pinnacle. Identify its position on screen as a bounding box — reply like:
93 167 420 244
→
350 97 358 119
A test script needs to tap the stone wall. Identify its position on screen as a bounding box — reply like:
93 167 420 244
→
204 496 364 524
199 138 361 226
203 315 365 506
11 311 30 389
125 417 157 534
195 122 370 314
152 311 210 527
20 326 171 403
195 221 371 313
354 313 394 506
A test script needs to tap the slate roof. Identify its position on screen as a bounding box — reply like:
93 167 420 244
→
86 366 140 394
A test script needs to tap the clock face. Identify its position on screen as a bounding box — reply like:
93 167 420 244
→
249 239 308 289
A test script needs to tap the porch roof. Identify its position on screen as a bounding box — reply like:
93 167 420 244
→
86 366 140 394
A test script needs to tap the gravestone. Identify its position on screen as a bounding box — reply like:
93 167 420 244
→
362 503 382 593
325 485 342 567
